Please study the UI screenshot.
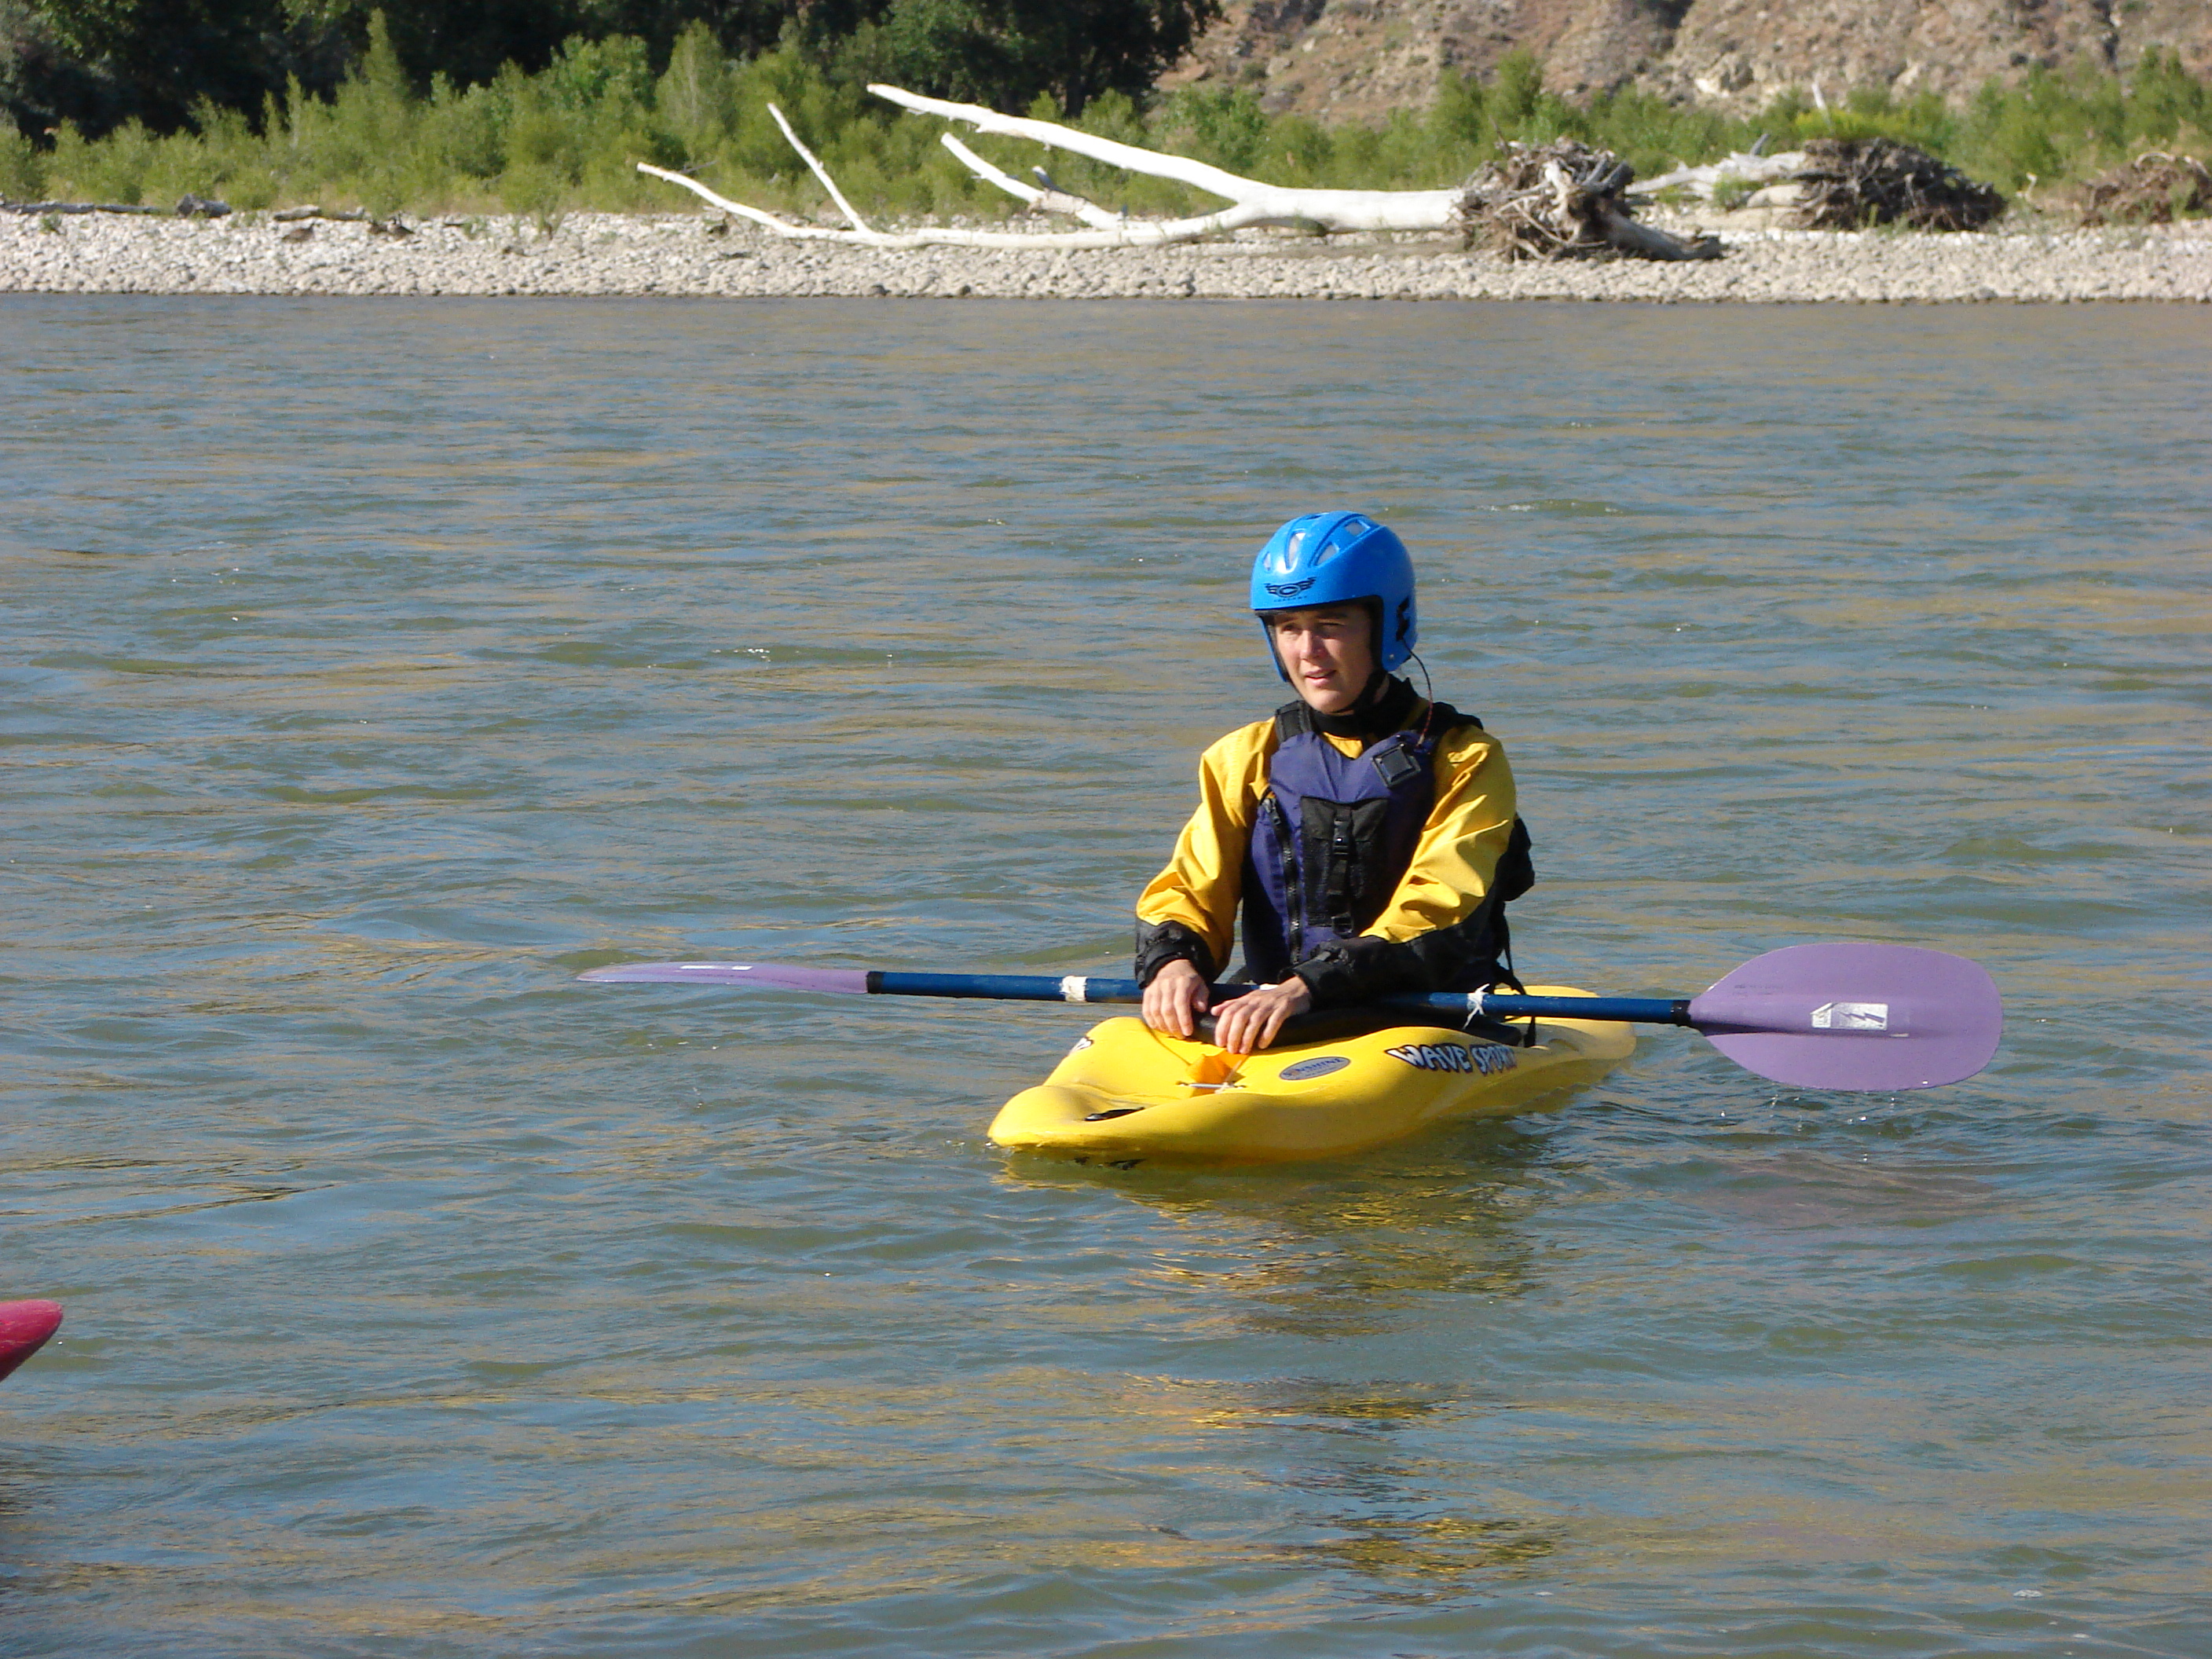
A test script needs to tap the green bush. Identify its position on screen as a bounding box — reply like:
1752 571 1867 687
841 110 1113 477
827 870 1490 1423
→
656 20 740 166
48 117 159 203
1 123 46 199
1711 173 1757 210
1158 86 1269 174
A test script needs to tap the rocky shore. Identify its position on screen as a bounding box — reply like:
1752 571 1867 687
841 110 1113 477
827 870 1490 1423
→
4 208 2208 302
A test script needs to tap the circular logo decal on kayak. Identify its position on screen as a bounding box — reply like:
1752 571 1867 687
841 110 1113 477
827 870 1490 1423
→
1278 1055 1351 1081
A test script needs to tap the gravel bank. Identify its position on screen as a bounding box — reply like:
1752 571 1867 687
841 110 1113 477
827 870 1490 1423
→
4 209 2208 302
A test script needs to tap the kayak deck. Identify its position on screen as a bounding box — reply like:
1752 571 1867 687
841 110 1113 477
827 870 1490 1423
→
989 984 1634 1166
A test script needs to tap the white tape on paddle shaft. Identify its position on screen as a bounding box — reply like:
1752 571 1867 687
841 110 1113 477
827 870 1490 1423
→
1811 1000 1888 1030
1060 976 1088 1003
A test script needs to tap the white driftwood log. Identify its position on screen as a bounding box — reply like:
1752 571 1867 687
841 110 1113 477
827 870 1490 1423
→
637 83 1716 259
638 82 1460 248
868 84 1460 233
937 135 1122 229
1632 151 1808 201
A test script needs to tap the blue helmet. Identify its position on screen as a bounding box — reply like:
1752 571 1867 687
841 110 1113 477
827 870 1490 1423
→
1249 511 1418 675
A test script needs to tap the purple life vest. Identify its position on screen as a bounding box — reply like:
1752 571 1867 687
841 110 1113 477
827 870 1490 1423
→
1240 701 1467 985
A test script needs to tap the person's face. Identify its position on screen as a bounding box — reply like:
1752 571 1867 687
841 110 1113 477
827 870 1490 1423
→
1268 604 1376 715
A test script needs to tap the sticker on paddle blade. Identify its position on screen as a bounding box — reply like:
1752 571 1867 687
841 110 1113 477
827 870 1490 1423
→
1277 1055 1350 1081
1811 1001 1888 1031
1384 1042 1515 1076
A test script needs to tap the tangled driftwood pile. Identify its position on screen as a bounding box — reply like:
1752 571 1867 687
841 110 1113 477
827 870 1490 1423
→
1793 138 2005 231
1456 141 1719 261
2079 152 2212 225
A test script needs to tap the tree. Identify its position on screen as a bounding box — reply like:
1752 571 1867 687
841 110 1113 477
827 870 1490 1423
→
4 0 1219 141
872 0 1219 115
25 0 299 132
576 0 795 66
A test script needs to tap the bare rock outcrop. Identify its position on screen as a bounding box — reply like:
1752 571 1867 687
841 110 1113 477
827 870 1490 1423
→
1163 0 2212 122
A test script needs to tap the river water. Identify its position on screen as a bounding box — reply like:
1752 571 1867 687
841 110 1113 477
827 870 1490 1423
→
2 295 2207 1656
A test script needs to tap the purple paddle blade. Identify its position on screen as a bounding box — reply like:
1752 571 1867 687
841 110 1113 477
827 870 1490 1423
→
577 961 873 994
1687 943 2001 1091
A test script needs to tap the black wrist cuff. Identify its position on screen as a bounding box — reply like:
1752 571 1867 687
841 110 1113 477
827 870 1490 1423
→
1290 934 1430 1009
1133 920 1218 988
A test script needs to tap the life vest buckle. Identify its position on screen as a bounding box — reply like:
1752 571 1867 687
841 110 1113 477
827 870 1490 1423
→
1370 741 1423 789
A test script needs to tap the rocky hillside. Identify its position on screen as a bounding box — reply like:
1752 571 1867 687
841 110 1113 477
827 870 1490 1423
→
1161 0 2212 121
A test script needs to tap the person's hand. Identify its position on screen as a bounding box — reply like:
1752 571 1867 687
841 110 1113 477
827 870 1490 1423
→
1141 958 1210 1038
1210 977 1312 1055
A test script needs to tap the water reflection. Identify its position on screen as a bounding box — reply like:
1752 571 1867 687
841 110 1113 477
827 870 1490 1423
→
1008 1118 1565 1337
1002 1133 1578 1601
1213 1381 1561 1599
1280 1507 1558 1598
1677 1152 2001 1234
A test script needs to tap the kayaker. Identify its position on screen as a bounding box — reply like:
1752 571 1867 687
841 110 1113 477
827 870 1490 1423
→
1135 512 1530 1055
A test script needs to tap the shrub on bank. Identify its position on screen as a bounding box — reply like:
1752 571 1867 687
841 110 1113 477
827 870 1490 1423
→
5 23 2207 225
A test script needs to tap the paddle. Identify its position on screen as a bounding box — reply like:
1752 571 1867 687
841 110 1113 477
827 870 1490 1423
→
577 941 2001 1092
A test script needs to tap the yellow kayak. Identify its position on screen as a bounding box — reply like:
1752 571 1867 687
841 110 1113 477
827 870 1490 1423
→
988 984 1634 1166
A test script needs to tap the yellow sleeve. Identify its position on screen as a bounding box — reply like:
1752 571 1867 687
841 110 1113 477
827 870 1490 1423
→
1133 719 1274 972
1364 723 1518 943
